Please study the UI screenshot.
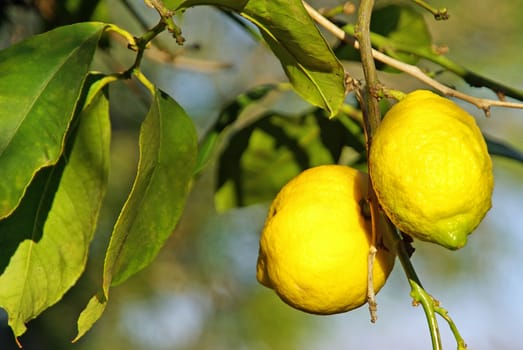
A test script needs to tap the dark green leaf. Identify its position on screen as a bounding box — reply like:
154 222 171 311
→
0 22 107 218
215 110 365 210
485 135 523 163
370 4 431 71
174 0 345 116
195 85 275 174
0 88 110 341
336 4 431 72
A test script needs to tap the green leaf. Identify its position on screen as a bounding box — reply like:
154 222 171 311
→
195 84 275 174
370 4 431 71
174 0 345 116
485 135 523 163
0 22 106 218
215 110 365 210
73 291 107 343
75 90 198 340
336 4 431 72
0 88 111 342
107 90 198 285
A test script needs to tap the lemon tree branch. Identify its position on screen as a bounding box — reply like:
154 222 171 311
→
393 225 468 350
353 0 381 139
352 0 383 323
392 228 443 350
305 1 470 347
409 280 443 350
302 2 523 116
105 19 168 95
341 24 523 104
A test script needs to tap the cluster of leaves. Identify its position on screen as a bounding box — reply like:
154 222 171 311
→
0 0 346 345
0 0 522 348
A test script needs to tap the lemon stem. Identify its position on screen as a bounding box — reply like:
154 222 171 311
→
394 228 467 350
393 231 442 350
409 280 443 350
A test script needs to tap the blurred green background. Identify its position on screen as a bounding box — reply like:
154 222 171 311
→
1 0 522 349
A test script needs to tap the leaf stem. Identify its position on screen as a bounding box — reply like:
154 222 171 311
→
145 0 185 44
133 70 156 96
411 0 449 20
105 23 136 47
128 20 166 68
120 19 167 94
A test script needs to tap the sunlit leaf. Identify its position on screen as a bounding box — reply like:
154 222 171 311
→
75 90 198 340
0 22 107 218
0 89 111 342
74 291 107 343
174 0 345 116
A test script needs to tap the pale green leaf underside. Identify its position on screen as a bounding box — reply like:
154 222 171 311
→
0 22 107 218
485 135 523 163
73 292 107 343
0 90 111 340
75 90 198 340
175 0 345 116
106 90 198 286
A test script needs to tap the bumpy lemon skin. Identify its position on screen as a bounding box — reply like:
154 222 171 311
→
256 165 395 315
369 90 494 249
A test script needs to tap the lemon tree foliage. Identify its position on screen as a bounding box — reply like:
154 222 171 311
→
0 0 522 348
173 0 346 116
0 88 110 338
214 103 367 210
0 22 108 341
337 3 432 71
74 90 198 341
0 22 107 218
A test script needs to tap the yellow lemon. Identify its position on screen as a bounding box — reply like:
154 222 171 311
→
369 90 494 249
256 165 395 315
